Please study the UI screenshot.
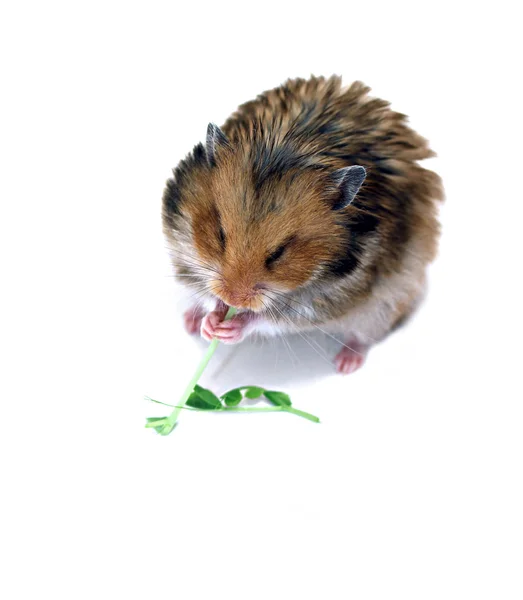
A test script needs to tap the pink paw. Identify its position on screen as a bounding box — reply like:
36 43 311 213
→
201 311 249 344
334 343 367 375
183 306 205 335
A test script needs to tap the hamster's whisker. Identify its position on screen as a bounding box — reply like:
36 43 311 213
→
170 253 221 275
259 297 298 366
268 295 366 356
191 290 206 303
267 297 332 363
177 264 218 277
262 294 326 355
167 276 208 285
174 262 219 276
265 289 315 311
271 291 382 345
185 286 211 302
270 294 362 353
264 295 333 367
184 284 209 294
186 293 210 306
172 279 209 289
173 275 208 285
183 279 209 290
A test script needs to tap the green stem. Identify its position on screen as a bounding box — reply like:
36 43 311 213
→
223 405 319 423
144 396 175 408
284 406 321 423
222 406 284 413
147 401 320 424
158 306 237 435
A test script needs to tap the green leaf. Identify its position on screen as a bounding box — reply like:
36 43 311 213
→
222 389 243 407
244 386 265 399
155 421 178 435
264 391 292 407
144 417 178 433
145 417 168 427
194 385 223 408
186 388 222 410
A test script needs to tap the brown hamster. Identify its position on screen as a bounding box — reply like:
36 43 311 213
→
162 76 443 374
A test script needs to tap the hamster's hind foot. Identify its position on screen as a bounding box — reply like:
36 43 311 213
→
334 340 369 375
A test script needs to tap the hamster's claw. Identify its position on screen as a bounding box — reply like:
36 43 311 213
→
201 311 250 344
183 305 205 335
334 342 368 375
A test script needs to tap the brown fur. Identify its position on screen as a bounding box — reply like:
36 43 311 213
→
162 75 443 342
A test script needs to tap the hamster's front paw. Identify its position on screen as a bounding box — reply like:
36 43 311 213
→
200 311 251 344
183 305 205 335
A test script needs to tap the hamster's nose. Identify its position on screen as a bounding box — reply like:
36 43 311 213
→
227 288 256 306
220 285 265 311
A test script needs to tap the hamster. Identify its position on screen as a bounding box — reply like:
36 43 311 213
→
162 76 443 374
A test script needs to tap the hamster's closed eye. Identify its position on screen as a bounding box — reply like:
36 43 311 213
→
265 239 293 269
217 222 226 250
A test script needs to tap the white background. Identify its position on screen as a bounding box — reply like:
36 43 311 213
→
1 1 522 598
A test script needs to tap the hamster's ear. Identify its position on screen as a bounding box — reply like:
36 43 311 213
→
206 123 229 166
331 166 366 210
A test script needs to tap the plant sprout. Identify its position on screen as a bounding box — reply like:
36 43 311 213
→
145 306 320 435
